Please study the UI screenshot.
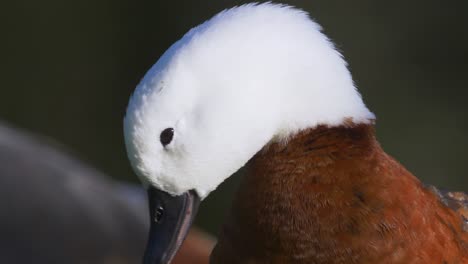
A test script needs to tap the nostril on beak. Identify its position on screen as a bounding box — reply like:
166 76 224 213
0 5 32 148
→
154 206 164 223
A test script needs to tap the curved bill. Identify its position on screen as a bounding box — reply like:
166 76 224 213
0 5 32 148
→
143 187 200 264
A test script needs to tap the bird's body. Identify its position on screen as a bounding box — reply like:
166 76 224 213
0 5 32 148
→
212 124 468 263
123 3 468 263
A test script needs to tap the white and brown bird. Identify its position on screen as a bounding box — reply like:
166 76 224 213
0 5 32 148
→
123 3 468 264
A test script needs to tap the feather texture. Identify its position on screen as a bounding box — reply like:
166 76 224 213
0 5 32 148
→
212 124 468 263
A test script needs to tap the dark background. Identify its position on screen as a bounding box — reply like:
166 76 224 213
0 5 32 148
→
1 0 467 235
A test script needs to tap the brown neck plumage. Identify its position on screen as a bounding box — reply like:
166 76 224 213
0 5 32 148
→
211 123 467 264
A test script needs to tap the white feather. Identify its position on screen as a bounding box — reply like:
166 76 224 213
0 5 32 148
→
123 3 375 198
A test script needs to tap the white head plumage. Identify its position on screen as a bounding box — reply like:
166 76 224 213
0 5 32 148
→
124 3 374 199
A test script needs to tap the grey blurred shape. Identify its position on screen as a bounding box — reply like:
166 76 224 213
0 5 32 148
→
0 122 147 263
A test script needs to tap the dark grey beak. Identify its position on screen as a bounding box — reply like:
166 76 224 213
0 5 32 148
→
143 187 200 264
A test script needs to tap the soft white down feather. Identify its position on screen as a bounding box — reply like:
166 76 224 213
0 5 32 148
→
123 3 375 198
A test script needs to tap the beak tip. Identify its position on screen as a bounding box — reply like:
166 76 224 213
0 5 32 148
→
143 188 200 264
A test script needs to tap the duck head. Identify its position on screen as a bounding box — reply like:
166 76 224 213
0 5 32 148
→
123 3 374 264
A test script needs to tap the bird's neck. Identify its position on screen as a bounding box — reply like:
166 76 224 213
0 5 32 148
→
212 123 467 263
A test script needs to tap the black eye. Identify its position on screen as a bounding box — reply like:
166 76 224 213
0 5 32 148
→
160 127 174 147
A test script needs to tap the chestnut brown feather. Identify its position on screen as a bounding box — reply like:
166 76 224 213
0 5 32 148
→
211 124 468 264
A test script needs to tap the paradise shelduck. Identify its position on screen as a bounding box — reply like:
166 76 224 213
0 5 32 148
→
123 3 468 264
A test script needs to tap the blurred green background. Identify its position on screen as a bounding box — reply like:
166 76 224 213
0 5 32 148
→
1 0 467 235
